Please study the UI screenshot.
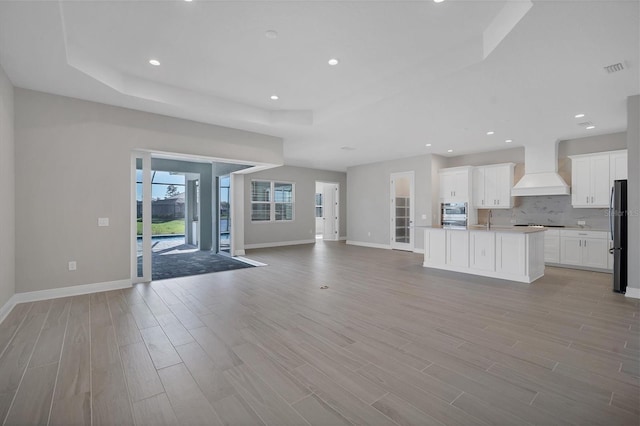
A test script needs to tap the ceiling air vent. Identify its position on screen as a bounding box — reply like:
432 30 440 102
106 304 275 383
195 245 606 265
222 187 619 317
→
604 62 624 74
340 146 356 151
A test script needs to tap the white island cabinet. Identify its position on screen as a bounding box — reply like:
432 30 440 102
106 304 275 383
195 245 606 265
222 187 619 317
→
423 227 545 283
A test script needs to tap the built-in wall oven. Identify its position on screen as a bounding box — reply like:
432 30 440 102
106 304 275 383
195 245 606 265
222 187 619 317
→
441 202 468 228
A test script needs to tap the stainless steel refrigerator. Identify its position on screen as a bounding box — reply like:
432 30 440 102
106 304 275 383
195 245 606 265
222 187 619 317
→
609 180 627 293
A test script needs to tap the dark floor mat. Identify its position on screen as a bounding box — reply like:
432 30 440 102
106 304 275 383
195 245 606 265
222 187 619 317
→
138 248 253 280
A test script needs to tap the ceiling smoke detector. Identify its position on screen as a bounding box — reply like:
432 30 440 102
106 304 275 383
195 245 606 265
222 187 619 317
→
603 62 624 74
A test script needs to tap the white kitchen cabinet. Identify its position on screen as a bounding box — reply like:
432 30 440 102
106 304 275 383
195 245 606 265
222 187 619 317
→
544 229 560 263
470 231 495 271
472 163 515 209
496 233 526 276
439 166 472 203
424 228 446 266
559 230 609 270
423 228 545 283
571 151 627 208
447 230 469 267
610 151 628 187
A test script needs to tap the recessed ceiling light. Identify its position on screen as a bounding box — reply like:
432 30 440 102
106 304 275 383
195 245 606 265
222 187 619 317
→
148 59 160 66
447 149 453 153
575 113 585 118
486 131 495 135
425 143 432 147
586 125 595 130
265 30 278 39
328 58 339 66
505 139 513 143
434 0 445 3
184 0 193 2
270 95 279 100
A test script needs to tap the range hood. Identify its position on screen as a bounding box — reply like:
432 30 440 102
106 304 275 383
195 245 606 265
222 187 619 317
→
511 141 570 196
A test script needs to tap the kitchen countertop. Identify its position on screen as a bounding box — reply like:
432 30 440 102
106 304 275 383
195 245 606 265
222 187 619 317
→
420 225 546 234
416 225 609 233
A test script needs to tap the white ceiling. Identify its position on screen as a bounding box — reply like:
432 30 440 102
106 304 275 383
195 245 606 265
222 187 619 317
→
0 0 638 171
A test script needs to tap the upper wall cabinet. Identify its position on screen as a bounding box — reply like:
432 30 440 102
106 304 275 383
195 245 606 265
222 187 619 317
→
439 166 473 203
610 151 628 187
570 150 626 208
472 163 515 209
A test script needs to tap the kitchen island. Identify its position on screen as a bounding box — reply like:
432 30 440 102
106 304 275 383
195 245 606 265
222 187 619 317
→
423 226 546 283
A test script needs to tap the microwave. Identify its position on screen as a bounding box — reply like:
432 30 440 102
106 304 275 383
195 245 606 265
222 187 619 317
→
441 202 468 228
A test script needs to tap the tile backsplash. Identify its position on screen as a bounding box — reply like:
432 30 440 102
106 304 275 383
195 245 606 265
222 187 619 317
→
477 195 610 230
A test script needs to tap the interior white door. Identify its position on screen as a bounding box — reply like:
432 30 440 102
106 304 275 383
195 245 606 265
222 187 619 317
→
322 183 339 240
390 171 415 251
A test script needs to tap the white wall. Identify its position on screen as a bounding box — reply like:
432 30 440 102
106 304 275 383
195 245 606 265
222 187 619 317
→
244 166 347 247
0 65 14 308
626 95 639 298
14 89 282 293
347 155 432 250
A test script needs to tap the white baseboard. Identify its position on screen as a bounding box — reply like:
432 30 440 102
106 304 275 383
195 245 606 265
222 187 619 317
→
413 248 425 254
234 249 246 256
0 297 17 325
346 240 392 250
245 239 316 250
625 287 640 299
339 236 347 241
234 256 268 267
0 279 131 324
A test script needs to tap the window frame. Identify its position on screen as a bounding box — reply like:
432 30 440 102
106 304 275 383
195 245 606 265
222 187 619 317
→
250 180 295 223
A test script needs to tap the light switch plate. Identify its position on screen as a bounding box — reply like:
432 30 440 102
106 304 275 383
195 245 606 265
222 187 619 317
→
68 261 77 271
421 214 427 220
98 217 109 227
577 220 586 226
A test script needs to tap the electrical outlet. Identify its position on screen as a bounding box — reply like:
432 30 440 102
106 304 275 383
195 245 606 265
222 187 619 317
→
421 214 427 220
98 217 109 227
577 220 586 226
68 261 77 271
367 231 371 237
510 218 516 224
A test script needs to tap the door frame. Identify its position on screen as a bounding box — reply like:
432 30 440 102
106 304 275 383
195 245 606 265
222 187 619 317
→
132 151 152 283
218 174 232 256
390 171 415 251
316 181 340 241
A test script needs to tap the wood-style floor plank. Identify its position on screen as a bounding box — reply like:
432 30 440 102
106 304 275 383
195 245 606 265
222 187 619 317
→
0 300 50 423
91 294 134 425
157 363 222 426
173 341 236 404
131 393 179 426
4 363 58 425
119 341 165 402
0 242 638 425
292 394 353 426
211 394 265 426
223 363 309 426
49 295 91 426
140 326 182 370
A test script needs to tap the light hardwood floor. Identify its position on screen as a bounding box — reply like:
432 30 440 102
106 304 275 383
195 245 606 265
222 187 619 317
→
0 241 638 425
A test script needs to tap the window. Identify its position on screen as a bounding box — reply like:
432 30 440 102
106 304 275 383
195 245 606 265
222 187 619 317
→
251 180 295 222
315 193 323 218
